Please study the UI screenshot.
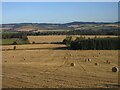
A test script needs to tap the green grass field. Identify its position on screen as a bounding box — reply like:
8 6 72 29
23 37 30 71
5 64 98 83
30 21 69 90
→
1 38 29 45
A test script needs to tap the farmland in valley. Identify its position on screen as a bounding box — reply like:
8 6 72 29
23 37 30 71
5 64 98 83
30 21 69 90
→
2 23 119 88
2 42 119 88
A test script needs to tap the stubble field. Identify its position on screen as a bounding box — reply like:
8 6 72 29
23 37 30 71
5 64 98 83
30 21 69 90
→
27 35 117 43
2 43 118 88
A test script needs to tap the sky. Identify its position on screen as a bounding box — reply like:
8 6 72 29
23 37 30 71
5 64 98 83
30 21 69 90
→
2 2 118 24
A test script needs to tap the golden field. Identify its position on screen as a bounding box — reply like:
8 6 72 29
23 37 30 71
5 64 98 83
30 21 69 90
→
27 35 118 43
2 43 118 88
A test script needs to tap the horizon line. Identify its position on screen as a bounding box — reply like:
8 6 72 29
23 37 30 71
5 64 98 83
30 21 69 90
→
2 21 118 24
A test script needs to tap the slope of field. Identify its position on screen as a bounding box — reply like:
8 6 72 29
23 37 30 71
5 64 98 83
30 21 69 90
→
27 35 118 44
2 44 118 88
27 35 66 43
2 44 67 50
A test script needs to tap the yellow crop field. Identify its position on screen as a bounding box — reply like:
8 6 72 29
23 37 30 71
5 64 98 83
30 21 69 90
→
2 43 118 88
27 35 118 43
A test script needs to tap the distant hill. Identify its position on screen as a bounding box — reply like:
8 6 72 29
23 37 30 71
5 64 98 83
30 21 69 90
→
65 21 106 25
1 21 118 32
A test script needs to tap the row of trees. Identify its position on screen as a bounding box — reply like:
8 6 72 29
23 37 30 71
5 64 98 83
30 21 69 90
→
63 37 119 50
2 31 27 39
2 28 119 39
27 29 119 36
2 31 29 45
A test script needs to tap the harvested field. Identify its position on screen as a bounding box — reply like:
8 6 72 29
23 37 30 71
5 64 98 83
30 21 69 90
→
2 44 119 88
28 35 66 43
2 44 67 51
35 29 70 32
27 35 118 43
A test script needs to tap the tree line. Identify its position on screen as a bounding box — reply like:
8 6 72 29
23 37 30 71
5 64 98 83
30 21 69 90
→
2 31 29 45
63 37 119 50
2 31 27 39
27 30 119 36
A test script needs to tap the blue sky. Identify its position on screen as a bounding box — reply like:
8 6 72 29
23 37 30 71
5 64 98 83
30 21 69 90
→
2 2 118 24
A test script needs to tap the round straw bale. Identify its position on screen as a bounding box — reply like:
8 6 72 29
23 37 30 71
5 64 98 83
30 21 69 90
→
70 63 75 66
108 61 111 64
13 46 16 50
69 54 72 56
64 57 67 59
112 67 119 72
95 63 98 65
106 60 109 63
106 60 111 64
85 59 87 62
88 59 91 62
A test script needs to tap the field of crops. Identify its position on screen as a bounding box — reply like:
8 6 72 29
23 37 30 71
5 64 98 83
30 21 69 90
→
2 43 118 88
27 35 118 44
